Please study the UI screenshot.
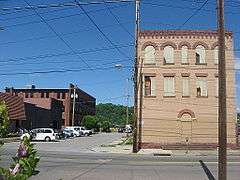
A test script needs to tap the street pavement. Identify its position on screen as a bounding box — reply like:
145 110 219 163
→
0 133 240 180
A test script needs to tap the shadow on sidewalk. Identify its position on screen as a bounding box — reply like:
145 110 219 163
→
199 160 215 180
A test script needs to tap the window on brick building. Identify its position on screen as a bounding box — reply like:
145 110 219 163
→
144 45 155 64
46 92 49 98
25 93 29 98
57 92 60 99
164 76 175 96
30 93 33 98
182 77 189 97
62 93 66 99
196 45 206 64
144 76 156 96
181 46 188 64
163 46 174 64
41 92 44 98
196 77 207 97
214 46 219 64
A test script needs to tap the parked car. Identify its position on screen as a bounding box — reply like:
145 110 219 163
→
31 128 56 142
118 127 125 133
79 126 92 136
125 125 133 133
20 132 31 140
64 126 82 137
62 129 74 138
55 130 68 139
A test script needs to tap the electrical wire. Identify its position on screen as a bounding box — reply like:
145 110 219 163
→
178 0 209 29
75 0 130 59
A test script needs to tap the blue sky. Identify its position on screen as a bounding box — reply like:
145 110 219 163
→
0 0 239 111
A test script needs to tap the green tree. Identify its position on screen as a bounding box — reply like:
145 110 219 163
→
101 121 111 133
96 103 133 126
82 115 99 131
0 101 9 138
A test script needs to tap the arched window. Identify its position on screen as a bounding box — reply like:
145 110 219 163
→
144 45 155 64
181 45 188 64
196 45 205 64
163 46 174 64
214 46 219 64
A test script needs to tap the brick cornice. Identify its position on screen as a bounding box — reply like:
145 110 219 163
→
139 30 233 39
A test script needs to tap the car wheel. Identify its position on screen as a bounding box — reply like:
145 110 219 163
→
45 136 51 142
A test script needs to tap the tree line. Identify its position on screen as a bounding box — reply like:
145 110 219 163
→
82 103 133 132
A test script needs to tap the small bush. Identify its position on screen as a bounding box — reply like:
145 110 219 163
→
0 137 40 180
0 101 9 138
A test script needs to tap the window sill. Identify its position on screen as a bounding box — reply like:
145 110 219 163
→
181 63 189 65
196 96 208 98
144 95 156 98
163 95 176 98
163 63 175 65
195 63 207 65
182 96 190 98
144 63 156 66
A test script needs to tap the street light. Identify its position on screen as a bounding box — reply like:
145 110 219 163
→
71 85 78 126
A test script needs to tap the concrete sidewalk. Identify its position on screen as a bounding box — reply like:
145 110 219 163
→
92 137 240 156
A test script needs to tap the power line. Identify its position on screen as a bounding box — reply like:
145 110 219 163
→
75 0 130 59
0 0 134 13
0 21 133 46
23 0 93 71
1 3 131 29
104 1 134 38
141 1 240 15
178 0 209 29
0 43 134 63
0 65 132 76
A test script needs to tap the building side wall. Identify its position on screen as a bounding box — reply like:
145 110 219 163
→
138 31 237 148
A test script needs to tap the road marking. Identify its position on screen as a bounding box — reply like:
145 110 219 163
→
97 159 113 163
128 161 240 165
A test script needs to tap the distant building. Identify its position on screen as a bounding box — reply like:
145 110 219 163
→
137 30 237 149
0 93 26 131
5 84 96 128
0 92 63 131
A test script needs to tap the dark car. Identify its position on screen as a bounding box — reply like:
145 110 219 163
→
55 130 68 139
118 127 125 133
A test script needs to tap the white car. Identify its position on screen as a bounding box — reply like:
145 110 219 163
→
20 132 31 140
64 127 82 137
31 128 56 141
79 126 92 136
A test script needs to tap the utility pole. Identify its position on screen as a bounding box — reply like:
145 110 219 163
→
126 78 130 137
133 0 140 153
217 0 227 179
71 85 77 126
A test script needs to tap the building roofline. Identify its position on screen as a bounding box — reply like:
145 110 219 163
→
5 87 96 100
139 29 233 38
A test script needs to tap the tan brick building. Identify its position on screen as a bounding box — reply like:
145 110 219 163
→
137 30 237 149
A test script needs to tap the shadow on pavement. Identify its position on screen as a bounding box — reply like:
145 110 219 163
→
199 160 216 180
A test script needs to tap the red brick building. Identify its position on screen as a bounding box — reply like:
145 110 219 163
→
0 92 63 130
5 84 96 128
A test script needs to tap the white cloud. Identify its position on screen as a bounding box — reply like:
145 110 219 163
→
237 107 240 113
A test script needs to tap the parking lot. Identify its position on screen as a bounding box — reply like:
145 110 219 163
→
1 133 124 156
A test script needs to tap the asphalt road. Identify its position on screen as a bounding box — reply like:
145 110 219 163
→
1 133 240 180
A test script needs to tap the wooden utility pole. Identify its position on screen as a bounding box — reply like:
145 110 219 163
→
126 78 130 137
133 0 140 153
217 0 227 179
